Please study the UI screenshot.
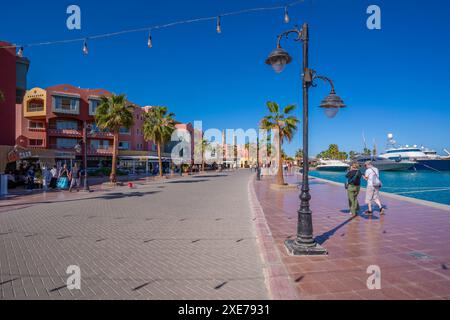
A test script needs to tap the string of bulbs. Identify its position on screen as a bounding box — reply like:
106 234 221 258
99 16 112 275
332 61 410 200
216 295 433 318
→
5 0 304 57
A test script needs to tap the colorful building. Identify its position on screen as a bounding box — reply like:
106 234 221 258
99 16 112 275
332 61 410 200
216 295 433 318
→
14 84 194 173
0 41 30 146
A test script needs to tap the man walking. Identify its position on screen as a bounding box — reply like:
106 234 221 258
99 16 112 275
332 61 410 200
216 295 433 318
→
69 163 81 192
363 161 385 216
345 162 362 216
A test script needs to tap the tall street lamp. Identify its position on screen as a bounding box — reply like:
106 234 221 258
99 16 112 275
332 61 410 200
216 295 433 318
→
75 121 94 192
256 136 261 181
265 23 346 255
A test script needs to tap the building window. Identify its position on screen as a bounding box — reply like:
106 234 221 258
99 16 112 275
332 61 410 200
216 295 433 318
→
27 99 44 112
90 140 110 150
56 138 78 149
152 144 157 152
56 120 79 130
119 127 131 134
29 121 45 129
89 99 100 115
52 96 79 113
119 141 130 150
29 139 44 146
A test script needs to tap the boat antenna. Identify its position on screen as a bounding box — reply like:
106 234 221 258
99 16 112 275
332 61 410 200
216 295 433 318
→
362 131 367 152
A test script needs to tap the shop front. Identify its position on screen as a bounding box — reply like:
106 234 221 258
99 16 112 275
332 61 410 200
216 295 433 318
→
0 145 76 193
118 150 173 175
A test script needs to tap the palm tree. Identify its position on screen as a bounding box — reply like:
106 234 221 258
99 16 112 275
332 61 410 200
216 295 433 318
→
95 94 135 183
295 149 303 160
143 106 176 177
260 102 299 185
201 138 211 172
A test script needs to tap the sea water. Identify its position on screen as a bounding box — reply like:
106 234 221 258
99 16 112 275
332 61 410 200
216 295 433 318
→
309 171 450 205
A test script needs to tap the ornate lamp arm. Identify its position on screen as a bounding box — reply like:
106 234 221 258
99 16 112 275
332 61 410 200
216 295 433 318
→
276 27 304 48
309 70 336 93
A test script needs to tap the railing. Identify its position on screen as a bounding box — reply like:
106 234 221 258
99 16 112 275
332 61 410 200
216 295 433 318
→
47 128 82 137
52 106 80 115
87 147 113 155
48 144 113 156
88 131 114 138
27 127 46 132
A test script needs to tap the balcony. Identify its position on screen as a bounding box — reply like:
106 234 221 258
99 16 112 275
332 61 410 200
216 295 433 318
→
88 131 114 139
51 95 80 115
47 127 82 138
24 105 46 118
23 88 47 118
87 147 113 156
49 144 113 157
27 127 46 133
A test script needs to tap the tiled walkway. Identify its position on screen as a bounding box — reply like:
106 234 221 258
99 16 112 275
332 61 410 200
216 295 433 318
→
0 171 268 299
253 174 450 300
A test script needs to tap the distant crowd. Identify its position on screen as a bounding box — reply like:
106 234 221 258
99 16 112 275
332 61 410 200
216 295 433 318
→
5 163 84 192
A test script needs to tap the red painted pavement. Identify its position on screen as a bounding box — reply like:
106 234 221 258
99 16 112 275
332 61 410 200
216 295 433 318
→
252 174 450 300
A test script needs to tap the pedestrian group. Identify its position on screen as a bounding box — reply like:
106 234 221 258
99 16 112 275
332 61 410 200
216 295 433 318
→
345 161 386 217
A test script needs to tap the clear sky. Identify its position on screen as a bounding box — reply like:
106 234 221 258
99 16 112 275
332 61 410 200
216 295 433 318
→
1 0 449 156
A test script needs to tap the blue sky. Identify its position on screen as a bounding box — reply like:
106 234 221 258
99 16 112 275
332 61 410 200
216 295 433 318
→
1 0 450 156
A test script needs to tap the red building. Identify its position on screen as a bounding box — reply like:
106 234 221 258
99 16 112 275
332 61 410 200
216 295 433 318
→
0 41 29 146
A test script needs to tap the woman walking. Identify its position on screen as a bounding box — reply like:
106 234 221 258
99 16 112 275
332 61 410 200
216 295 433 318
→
57 164 70 190
345 163 362 216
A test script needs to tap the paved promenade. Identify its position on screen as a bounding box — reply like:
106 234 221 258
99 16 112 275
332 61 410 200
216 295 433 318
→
0 171 268 299
252 174 450 300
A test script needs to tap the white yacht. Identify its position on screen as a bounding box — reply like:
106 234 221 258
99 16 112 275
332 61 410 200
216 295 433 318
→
354 155 415 171
316 159 350 172
379 134 450 171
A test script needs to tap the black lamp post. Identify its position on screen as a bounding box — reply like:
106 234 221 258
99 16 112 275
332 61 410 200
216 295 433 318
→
265 23 346 256
256 137 261 181
75 121 94 192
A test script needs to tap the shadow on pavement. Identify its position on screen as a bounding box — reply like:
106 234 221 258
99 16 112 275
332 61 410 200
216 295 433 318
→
193 175 228 178
314 215 358 245
167 180 209 184
0 191 161 208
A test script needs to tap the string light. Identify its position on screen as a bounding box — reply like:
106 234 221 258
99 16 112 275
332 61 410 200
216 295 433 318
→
82 39 89 55
17 46 24 57
284 7 290 24
0 0 305 53
147 30 153 48
216 16 222 34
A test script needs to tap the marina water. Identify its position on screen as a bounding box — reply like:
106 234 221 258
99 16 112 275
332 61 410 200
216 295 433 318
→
309 171 450 206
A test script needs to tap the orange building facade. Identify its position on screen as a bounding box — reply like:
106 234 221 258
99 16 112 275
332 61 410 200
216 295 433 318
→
15 84 194 172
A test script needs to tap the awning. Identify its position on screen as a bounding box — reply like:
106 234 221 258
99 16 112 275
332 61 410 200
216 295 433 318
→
0 145 76 173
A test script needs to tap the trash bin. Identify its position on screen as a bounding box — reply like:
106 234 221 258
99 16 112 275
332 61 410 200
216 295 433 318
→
0 174 8 196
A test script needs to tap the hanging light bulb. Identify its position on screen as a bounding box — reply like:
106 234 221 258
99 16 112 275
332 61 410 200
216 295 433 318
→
17 46 24 58
82 39 89 55
284 7 290 24
216 16 222 34
147 30 153 48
